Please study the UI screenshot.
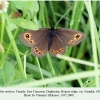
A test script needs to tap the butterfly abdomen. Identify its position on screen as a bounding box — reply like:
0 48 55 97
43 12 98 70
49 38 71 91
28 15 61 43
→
48 28 57 50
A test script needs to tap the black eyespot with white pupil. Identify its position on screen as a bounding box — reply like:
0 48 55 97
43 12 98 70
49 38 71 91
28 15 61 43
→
76 34 80 39
26 34 30 38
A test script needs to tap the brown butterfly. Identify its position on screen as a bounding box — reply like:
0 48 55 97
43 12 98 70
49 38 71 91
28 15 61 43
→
19 26 86 57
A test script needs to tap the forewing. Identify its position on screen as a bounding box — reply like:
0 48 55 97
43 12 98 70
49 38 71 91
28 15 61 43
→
49 34 66 56
57 28 86 46
19 28 49 47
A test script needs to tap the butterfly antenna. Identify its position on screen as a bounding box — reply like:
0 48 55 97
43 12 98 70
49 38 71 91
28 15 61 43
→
48 18 54 28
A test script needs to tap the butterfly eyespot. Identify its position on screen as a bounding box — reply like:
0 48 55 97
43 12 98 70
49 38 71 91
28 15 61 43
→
55 51 59 54
34 47 39 52
59 48 64 53
26 34 29 38
24 33 31 41
34 50 39 54
68 40 74 44
35 50 38 53
29 40 35 44
34 47 46 55
74 33 82 41
50 49 54 53
38 51 42 54
60 48 64 51
59 50 62 53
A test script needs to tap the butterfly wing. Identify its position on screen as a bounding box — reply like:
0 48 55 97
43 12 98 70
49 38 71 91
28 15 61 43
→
19 28 49 47
49 33 66 56
31 31 49 57
20 28 49 57
56 28 86 46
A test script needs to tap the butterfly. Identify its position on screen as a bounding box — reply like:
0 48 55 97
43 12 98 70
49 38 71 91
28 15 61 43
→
19 26 86 57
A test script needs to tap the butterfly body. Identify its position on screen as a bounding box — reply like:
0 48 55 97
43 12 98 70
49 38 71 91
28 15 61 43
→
20 27 86 57
48 27 58 50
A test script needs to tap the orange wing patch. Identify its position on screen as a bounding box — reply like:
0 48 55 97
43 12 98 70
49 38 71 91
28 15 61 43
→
73 33 82 41
24 33 35 44
24 33 32 41
68 33 82 44
68 39 74 45
34 47 46 56
50 47 64 55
